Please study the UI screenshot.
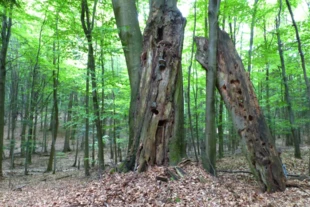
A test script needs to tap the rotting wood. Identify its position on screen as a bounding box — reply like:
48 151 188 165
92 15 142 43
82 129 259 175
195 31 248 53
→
195 29 286 193
156 176 168 182
129 2 186 172
165 168 179 181
175 166 186 178
55 175 72 180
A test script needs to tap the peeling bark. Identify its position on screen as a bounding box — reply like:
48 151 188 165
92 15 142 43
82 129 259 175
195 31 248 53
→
127 2 185 172
195 30 286 193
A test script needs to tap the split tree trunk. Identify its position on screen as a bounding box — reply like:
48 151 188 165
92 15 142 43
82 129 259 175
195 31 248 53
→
195 30 286 193
125 0 186 172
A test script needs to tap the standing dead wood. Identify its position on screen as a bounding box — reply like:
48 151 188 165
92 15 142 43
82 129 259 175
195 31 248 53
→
195 30 286 193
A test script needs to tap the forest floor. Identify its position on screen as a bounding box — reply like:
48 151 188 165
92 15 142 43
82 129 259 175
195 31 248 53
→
0 127 310 206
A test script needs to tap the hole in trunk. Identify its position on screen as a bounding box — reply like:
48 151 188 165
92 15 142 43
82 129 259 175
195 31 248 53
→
237 89 242 94
158 120 166 127
157 27 164 41
234 63 238 69
230 79 240 84
222 84 227 90
248 115 253 121
151 109 159 115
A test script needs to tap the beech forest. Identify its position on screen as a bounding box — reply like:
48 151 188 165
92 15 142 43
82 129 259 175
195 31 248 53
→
0 0 310 206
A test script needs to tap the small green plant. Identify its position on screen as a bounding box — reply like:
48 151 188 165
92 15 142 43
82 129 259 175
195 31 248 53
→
175 197 181 203
56 152 66 158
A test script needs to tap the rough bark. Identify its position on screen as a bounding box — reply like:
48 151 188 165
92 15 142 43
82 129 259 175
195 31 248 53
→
126 1 185 172
195 30 286 192
112 0 142 156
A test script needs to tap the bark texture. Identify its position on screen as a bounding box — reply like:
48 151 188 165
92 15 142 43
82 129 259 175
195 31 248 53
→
0 9 12 177
112 0 142 156
195 30 286 193
126 1 185 172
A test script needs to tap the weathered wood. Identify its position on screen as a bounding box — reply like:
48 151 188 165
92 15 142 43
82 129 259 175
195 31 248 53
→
128 2 185 172
175 166 186 178
165 168 179 181
195 30 286 193
156 176 168 182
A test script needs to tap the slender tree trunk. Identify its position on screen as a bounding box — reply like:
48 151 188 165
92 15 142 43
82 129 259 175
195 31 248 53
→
92 124 95 167
47 16 60 172
81 0 104 171
0 6 12 177
112 0 142 157
193 64 200 155
285 0 310 106
218 97 224 158
202 0 220 176
63 93 73 152
20 84 29 157
187 0 198 162
9 66 18 168
84 56 90 176
195 29 286 192
276 0 300 158
247 0 259 73
263 18 273 139
42 103 48 153
25 13 46 175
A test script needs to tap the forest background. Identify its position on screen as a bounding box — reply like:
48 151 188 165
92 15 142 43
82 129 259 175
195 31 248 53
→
0 0 310 205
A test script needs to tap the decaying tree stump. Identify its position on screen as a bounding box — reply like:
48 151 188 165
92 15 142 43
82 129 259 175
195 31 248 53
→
123 2 186 172
195 30 286 192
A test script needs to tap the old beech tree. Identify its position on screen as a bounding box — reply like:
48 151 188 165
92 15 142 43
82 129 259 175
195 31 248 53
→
122 0 186 172
195 30 286 192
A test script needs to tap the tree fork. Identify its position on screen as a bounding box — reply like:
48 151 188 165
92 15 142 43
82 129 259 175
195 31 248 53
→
195 30 286 193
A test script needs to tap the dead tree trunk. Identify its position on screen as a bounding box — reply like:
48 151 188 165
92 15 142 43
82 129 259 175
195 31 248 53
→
195 30 286 193
124 1 186 172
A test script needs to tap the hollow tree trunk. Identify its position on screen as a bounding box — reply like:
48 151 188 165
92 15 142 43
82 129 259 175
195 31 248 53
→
126 0 186 172
195 29 286 193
